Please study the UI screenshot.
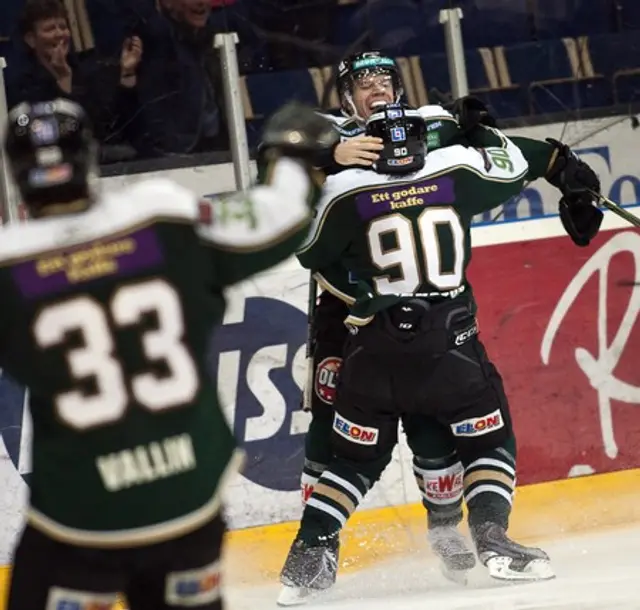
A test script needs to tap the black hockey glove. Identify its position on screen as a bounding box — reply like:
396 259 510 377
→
449 96 497 133
545 138 601 197
260 102 339 165
558 194 603 247
545 138 603 246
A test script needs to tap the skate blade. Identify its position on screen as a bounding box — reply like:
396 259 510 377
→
277 585 320 606
440 562 470 586
438 552 476 585
485 556 555 582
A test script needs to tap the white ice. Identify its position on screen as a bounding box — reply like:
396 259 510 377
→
227 525 640 609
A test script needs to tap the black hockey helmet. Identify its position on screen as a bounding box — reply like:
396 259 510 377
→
4 98 98 217
365 103 426 174
336 51 403 120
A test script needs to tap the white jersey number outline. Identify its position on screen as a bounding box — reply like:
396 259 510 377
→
33 279 199 430
367 207 465 294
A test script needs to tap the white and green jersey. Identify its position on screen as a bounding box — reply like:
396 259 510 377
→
297 130 553 325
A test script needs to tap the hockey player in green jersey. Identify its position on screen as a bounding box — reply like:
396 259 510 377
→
1 98 336 610
300 52 507 584
277 103 602 605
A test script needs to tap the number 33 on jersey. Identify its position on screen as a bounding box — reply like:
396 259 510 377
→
297 135 530 323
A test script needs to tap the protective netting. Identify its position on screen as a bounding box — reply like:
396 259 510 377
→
0 0 638 222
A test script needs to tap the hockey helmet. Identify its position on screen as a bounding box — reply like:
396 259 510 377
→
4 98 98 217
365 103 426 174
336 51 404 120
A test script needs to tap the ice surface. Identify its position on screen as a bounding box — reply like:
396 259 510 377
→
227 525 640 609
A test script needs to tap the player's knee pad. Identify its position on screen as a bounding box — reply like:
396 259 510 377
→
413 452 464 527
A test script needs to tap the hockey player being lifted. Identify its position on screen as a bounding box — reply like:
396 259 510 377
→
319 51 465 172
1 98 336 610
278 103 602 605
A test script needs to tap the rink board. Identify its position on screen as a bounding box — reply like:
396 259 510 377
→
0 468 639 607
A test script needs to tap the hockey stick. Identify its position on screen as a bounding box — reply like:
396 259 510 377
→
592 190 640 228
302 275 318 411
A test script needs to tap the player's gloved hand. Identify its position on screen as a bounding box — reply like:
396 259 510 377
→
545 138 601 197
333 135 384 167
449 96 497 132
559 196 603 247
545 138 603 246
261 102 339 163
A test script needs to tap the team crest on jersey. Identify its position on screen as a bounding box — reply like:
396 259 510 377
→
315 356 342 404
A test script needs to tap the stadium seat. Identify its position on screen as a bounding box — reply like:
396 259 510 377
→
245 70 318 118
504 38 577 114
585 32 640 104
417 52 451 102
533 0 616 39
457 0 533 48
466 47 528 119
618 0 640 31
366 0 430 57
587 31 640 76
330 2 367 53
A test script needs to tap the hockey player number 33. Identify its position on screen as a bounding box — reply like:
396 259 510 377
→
33 278 199 430
368 207 465 294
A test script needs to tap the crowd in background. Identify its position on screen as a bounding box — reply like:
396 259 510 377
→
0 0 638 166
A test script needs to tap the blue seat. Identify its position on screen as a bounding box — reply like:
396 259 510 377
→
330 3 367 54
588 32 640 76
458 0 533 48
417 52 451 100
533 0 616 39
245 70 318 118
618 0 640 31
469 47 529 119
586 32 640 104
614 70 640 104
366 0 429 57
503 38 593 115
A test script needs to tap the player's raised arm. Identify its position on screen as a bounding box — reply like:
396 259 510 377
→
196 103 337 287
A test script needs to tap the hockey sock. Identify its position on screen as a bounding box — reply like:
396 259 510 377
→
300 458 327 505
463 446 516 530
413 453 464 528
299 461 371 542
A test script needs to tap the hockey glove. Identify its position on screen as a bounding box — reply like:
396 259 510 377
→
559 195 603 247
545 138 601 197
260 102 339 165
449 96 497 133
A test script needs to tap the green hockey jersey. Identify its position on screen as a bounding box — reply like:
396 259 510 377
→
297 130 553 324
0 157 316 547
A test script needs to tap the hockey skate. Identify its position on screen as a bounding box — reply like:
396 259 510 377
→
427 525 476 585
471 522 555 582
277 534 339 606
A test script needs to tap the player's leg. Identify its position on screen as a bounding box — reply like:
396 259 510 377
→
402 414 476 581
7 525 124 610
279 329 398 605
125 515 225 610
301 291 349 504
434 335 553 581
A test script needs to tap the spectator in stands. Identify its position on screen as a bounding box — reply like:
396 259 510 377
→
129 0 231 155
8 0 147 163
252 0 338 70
